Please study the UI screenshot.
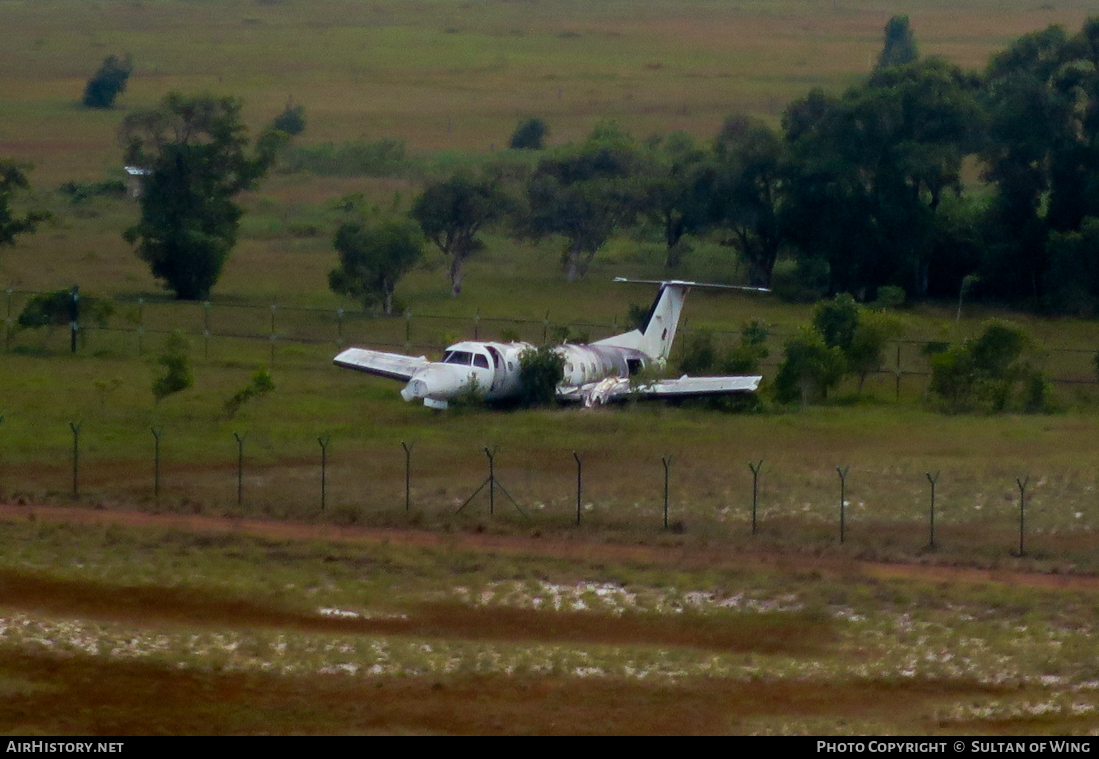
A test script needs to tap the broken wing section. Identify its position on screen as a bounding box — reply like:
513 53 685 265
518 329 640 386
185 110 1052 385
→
557 375 762 407
333 348 430 382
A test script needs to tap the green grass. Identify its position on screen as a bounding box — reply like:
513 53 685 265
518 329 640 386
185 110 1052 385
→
0 0 1095 183
6 0 1099 734
1 517 1098 733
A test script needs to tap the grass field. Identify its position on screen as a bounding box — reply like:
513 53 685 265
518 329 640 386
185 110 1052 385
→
4 0 1099 735
2 511 1099 734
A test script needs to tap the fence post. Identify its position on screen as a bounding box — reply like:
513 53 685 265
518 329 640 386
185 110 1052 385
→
661 455 673 529
894 343 902 402
69 285 79 354
573 451 583 526
203 301 211 360
542 311 549 344
137 297 145 355
401 441 413 513
336 307 344 350
926 471 940 550
473 310 480 341
269 304 277 366
0 414 4 496
404 309 412 353
6 288 13 351
151 427 163 503
836 465 850 544
318 436 330 511
748 459 764 535
70 421 82 499
1017 476 1029 557
233 432 246 507
486 446 496 516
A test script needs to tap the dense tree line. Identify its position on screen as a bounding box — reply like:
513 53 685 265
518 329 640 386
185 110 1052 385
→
6 17 1098 318
384 16 1099 316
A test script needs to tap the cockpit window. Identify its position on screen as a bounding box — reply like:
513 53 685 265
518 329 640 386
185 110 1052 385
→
473 354 490 369
443 351 473 365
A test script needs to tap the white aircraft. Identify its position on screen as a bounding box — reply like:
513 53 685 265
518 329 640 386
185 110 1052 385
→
333 278 767 409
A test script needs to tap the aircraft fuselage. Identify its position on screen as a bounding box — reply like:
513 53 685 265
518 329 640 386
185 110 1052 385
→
399 340 647 408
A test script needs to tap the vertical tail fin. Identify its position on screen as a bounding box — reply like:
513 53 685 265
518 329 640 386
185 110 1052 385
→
593 282 690 363
593 278 769 363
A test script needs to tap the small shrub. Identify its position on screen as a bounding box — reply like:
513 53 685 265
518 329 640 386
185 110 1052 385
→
518 345 565 406
224 368 275 418
677 330 718 375
152 332 193 404
770 258 829 303
928 320 1048 414
449 375 487 410
509 117 548 150
873 285 906 310
83 54 133 108
58 180 126 204
270 102 306 136
17 289 114 333
773 327 846 407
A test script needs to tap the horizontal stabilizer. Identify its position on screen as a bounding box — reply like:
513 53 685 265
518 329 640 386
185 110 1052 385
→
333 348 429 382
612 277 771 294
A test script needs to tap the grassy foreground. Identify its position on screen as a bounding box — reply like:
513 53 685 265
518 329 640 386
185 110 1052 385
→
2 513 1099 735
3 0 1099 734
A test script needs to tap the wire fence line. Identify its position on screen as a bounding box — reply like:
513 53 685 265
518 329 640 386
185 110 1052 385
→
3 287 1099 388
0 423 1092 561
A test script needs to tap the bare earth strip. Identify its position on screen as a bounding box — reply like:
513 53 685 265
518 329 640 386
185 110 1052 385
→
0 649 1009 736
2 502 1097 593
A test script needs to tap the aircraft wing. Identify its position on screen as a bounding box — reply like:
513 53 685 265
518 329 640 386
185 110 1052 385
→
558 375 762 406
333 347 429 382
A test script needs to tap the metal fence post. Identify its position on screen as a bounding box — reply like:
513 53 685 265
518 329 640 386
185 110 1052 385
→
486 446 496 516
151 427 163 503
203 301 211 360
269 304 277 366
69 285 79 354
661 455 673 529
336 307 344 350
926 471 940 549
401 441 413 513
1017 476 1030 557
573 451 583 526
748 459 764 535
233 432 246 507
894 343 902 402
405 309 412 353
70 421 82 499
5 288 13 351
318 436 330 511
836 465 850 544
137 297 145 355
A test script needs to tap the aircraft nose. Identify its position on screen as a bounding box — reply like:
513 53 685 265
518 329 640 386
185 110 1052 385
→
401 378 428 402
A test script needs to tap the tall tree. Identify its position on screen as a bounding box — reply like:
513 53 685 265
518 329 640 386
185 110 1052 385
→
83 54 133 109
711 115 787 287
412 171 510 296
876 16 919 71
979 20 1099 308
638 131 711 268
0 161 49 257
121 93 286 300
509 117 548 150
782 58 980 298
521 121 644 281
329 218 423 315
